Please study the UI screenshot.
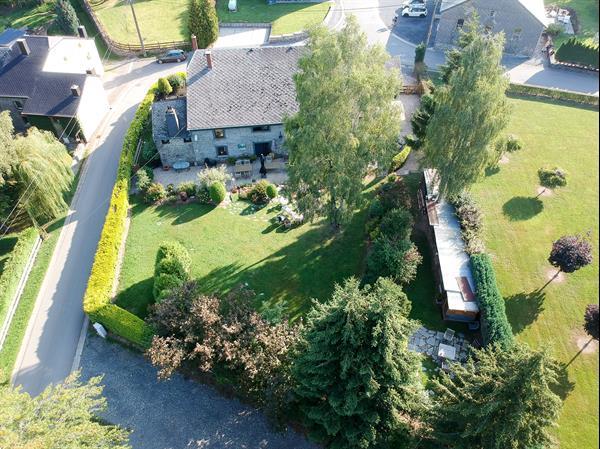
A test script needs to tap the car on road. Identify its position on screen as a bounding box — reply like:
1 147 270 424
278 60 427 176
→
402 5 428 17
156 49 186 64
402 0 426 7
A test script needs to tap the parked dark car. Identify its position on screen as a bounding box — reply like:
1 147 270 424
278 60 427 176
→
156 49 187 64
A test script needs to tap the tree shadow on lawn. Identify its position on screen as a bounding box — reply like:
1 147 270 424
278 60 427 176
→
485 165 501 177
115 277 155 319
505 289 546 335
154 201 214 225
502 196 544 221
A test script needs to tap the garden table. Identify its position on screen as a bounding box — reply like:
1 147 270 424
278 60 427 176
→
437 343 457 361
173 161 190 172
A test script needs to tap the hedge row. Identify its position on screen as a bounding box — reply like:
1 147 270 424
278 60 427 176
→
507 82 599 107
471 253 514 348
82 80 165 349
0 228 39 328
555 37 599 69
389 145 412 173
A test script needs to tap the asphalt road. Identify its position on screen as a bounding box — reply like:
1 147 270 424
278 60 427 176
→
11 58 186 396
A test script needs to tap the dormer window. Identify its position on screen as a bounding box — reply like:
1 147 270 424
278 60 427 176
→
14 100 24 111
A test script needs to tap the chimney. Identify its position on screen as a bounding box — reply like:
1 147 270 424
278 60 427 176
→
16 39 30 56
191 34 198 51
165 106 180 137
205 50 212 69
77 25 88 39
70 85 81 97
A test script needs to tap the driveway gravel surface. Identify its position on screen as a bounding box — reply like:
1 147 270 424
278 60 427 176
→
80 333 318 449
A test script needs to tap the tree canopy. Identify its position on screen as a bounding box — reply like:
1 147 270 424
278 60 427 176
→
189 0 219 48
293 277 425 449
423 22 510 199
285 16 402 229
0 373 130 449
428 343 562 449
549 234 593 273
54 0 80 36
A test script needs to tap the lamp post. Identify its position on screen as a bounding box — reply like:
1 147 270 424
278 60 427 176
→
128 0 146 57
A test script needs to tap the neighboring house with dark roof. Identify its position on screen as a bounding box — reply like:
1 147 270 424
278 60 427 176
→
434 0 552 56
153 46 302 168
0 28 108 143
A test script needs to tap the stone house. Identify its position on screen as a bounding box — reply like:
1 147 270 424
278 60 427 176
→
0 27 109 143
153 46 302 168
434 0 552 56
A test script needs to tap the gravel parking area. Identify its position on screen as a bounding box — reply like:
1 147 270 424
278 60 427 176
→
80 333 318 449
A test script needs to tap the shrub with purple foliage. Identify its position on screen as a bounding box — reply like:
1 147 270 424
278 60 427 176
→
548 234 593 273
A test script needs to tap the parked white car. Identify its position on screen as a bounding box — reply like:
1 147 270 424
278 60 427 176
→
402 5 428 17
402 0 426 7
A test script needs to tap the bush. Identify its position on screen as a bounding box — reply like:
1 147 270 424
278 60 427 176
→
197 165 232 189
505 134 523 153
157 78 173 97
265 183 277 199
54 0 79 35
144 183 166 203
555 37 599 69
365 237 421 285
136 169 151 193
249 180 271 204
166 73 185 93
471 253 514 348
377 175 412 212
196 185 211 204
451 192 484 255
545 23 564 37
209 181 227 204
83 77 186 349
368 198 385 220
177 181 196 198
153 241 191 301
140 141 158 167
379 207 413 241
389 145 412 173
507 82 599 106
538 167 568 188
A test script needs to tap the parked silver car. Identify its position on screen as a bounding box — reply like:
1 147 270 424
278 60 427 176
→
156 49 187 64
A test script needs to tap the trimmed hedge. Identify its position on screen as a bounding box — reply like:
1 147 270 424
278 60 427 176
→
471 253 514 348
83 77 189 349
0 228 39 327
153 241 191 300
555 37 599 69
507 82 599 107
389 145 412 173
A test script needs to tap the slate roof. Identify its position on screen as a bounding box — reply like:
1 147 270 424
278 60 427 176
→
0 32 85 117
186 46 302 131
152 98 190 141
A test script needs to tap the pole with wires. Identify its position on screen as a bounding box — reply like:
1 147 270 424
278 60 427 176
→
128 0 146 57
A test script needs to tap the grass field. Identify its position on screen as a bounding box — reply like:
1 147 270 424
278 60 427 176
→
116 193 369 320
92 0 330 44
471 97 599 449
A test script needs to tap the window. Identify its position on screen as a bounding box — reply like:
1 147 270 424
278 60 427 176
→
512 28 522 41
161 139 170 144
216 145 228 156
252 125 271 132
214 129 225 139
457 19 464 28
184 137 192 143
14 100 23 111
490 9 496 17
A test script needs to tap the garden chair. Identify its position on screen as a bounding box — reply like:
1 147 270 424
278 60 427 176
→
443 328 455 343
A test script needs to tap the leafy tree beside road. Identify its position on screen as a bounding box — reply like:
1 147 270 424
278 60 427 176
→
285 16 401 229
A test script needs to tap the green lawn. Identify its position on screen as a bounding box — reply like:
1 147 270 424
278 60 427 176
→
471 97 599 449
545 0 599 46
92 0 330 44
116 193 369 320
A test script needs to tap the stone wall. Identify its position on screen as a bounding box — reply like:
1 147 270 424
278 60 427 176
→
435 0 544 56
157 124 287 167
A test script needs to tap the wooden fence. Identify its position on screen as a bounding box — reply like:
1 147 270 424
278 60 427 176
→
82 0 189 56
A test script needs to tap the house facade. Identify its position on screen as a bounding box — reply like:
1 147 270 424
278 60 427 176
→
0 27 108 143
153 46 302 167
434 0 551 56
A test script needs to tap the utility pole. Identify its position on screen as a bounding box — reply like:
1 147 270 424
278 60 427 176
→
128 0 146 57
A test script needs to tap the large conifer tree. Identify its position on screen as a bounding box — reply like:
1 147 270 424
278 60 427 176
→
293 277 425 449
189 0 218 48
55 0 80 36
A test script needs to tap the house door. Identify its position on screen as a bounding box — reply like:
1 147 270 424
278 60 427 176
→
253 141 272 156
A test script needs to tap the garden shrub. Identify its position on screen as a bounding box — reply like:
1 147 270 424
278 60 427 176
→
545 23 564 37
368 198 385 220
379 207 413 241
471 253 514 348
389 145 412 172
265 183 277 199
144 183 166 203
157 77 173 97
538 167 568 188
196 186 212 204
505 134 523 153
140 140 159 167
209 181 227 204
177 182 196 198
197 165 232 189
83 77 188 349
0 228 38 326
507 82 599 106
166 73 186 93
365 237 421 285
249 180 271 204
136 169 151 193
153 241 191 301
555 37 599 69
451 192 485 255
377 175 412 212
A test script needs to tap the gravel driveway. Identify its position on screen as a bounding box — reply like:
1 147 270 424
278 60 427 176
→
79 333 318 449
